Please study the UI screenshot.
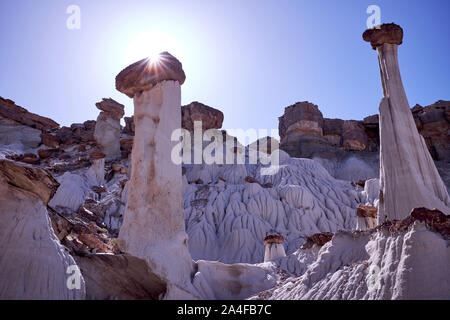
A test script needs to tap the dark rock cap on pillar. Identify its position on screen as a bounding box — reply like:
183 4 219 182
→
362 23 403 50
115 51 186 98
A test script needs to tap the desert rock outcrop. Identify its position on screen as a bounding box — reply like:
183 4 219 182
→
0 159 85 299
0 97 59 149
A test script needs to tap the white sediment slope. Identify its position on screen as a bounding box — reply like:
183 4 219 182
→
183 146 360 264
252 222 450 300
0 160 85 299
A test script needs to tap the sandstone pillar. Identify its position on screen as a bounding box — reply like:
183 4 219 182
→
363 24 450 222
115 52 193 290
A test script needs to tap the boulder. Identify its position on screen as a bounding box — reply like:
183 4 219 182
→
356 204 378 218
362 23 403 50
181 101 224 131
115 52 186 98
301 232 333 249
41 133 59 148
38 148 59 159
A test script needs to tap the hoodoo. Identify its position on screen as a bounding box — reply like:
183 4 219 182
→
263 234 286 262
363 23 450 222
115 52 194 294
93 98 124 159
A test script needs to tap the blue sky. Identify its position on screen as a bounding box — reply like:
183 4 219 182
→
0 0 448 138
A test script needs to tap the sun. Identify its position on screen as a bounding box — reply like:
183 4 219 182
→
124 31 183 65
148 51 162 64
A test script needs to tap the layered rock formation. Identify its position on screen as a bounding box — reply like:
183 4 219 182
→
363 23 450 221
0 159 85 299
0 97 59 149
0 97 59 131
279 102 377 156
115 53 194 295
94 98 124 159
278 100 450 183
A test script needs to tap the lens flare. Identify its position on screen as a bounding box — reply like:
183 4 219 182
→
148 51 161 64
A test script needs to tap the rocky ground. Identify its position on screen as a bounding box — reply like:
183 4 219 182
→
0 95 448 299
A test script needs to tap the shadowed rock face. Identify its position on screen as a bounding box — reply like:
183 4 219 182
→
74 253 167 300
363 23 403 50
0 160 85 299
115 52 186 98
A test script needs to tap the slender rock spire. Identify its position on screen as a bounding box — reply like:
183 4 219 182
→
363 23 450 222
115 52 194 294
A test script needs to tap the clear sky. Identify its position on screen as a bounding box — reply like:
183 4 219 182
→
0 0 448 140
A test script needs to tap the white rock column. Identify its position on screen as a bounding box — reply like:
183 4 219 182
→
363 24 450 223
263 235 286 262
86 151 105 187
93 98 124 160
115 53 193 292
